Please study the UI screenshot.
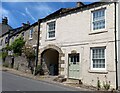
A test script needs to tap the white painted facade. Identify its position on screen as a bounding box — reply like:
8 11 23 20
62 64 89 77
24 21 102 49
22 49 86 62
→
39 2 117 88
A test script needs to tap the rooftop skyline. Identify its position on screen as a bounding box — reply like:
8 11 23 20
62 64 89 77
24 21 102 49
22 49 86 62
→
0 1 98 28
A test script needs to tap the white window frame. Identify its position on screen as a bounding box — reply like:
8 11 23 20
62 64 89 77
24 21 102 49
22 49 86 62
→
29 28 33 39
91 8 106 32
47 21 56 40
91 47 106 71
5 37 8 43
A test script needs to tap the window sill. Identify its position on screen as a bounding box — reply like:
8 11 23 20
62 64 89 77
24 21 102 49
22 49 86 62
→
88 69 108 74
29 38 33 40
45 38 56 41
89 30 108 35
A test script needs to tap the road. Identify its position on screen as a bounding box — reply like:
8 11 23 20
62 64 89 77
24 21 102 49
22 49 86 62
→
2 71 83 91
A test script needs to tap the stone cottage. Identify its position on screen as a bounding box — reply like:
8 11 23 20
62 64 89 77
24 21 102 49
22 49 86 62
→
37 2 120 89
0 17 12 50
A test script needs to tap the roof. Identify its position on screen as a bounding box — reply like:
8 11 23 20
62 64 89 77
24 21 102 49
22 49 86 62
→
0 23 12 37
9 22 38 38
40 2 113 22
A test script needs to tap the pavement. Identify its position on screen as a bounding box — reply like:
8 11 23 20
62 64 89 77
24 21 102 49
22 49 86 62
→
3 71 84 91
2 67 93 91
2 67 119 92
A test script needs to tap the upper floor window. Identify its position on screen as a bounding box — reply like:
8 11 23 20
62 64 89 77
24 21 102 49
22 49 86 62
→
29 28 33 39
47 21 55 39
12 37 14 42
22 32 24 37
91 47 106 70
0 39 3 46
16 34 19 38
5 37 8 43
92 9 105 30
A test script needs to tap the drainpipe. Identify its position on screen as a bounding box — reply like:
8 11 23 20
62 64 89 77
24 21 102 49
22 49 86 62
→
114 1 118 90
35 19 41 68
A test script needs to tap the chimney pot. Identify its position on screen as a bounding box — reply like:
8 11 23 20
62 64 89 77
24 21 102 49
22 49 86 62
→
27 21 30 25
76 2 84 7
2 17 8 25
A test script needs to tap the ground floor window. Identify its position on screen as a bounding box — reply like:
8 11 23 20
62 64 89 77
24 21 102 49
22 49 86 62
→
91 47 106 70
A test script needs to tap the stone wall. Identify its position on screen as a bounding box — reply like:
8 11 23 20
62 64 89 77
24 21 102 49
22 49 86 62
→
14 56 28 72
4 56 12 67
5 55 31 73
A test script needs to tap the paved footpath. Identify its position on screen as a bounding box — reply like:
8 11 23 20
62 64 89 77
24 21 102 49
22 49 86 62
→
3 71 82 91
2 67 91 91
2 67 120 92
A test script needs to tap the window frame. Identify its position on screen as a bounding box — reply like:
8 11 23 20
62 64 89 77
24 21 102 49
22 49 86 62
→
91 8 106 32
11 36 14 42
0 39 3 46
22 32 24 37
5 37 8 44
47 21 56 40
91 47 106 71
29 28 33 39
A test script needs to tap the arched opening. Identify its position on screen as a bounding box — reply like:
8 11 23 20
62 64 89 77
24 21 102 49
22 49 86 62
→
41 48 59 76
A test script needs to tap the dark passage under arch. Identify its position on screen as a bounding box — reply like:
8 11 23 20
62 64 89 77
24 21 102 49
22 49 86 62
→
41 48 59 76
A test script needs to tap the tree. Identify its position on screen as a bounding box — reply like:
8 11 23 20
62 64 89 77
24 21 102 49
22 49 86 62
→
11 37 25 56
22 44 35 74
1 51 8 62
22 44 35 60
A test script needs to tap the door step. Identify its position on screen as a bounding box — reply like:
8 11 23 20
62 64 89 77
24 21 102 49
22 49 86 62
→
53 75 67 83
66 78 83 84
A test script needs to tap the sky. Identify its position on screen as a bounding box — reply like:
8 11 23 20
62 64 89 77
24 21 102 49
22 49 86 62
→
0 1 99 29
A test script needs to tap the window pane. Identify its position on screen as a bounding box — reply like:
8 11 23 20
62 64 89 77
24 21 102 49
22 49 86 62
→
48 22 55 38
69 54 79 64
77 54 79 62
48 31 55 38
92 48 105 69
92 9 105 30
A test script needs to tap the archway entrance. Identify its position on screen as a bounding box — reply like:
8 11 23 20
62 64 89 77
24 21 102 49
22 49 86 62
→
41 48 59 76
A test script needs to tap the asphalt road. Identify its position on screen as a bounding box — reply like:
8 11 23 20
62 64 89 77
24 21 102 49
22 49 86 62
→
2 71 83 91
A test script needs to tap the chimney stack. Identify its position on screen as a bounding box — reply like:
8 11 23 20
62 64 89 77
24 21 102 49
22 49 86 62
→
27 21 30 25
76 2 84 7
22 21 30 28
2 17 8 25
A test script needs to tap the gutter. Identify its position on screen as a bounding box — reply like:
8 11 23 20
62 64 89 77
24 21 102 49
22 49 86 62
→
114 1 118 90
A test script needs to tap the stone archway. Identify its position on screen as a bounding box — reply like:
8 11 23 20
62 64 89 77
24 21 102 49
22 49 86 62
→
39 44 65 75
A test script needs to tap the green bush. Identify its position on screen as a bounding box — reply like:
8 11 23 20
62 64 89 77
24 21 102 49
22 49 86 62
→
103 81 110 90
5 44 12 51
2 52 8 62
97 79 101 90
11 37 25 56
22 44 35 60
35 65 44 75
